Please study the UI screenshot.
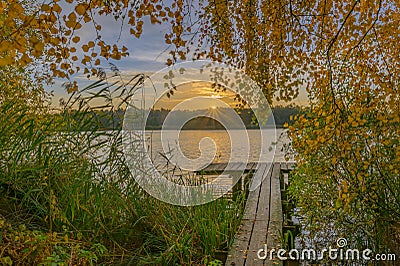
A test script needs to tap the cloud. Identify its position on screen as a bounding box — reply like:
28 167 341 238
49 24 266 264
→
45 6 309 108
46 11 172 104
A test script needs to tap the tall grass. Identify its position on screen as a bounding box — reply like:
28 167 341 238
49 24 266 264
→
0 71 245 265
132 195 244 265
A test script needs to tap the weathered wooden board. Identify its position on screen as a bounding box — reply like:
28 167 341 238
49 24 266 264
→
245 165 273 265
201 162 259 172
226 185 262 265
226 163 284 266
265 163 283 266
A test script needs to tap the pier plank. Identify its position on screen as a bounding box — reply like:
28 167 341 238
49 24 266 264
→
265 163 283 266
226 163 284 266
225 185 261 265
201 162 257 172
280 162 288 172
200 161 289 265
245 165 274 265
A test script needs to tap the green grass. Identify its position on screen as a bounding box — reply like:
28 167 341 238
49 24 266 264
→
0 77 245 265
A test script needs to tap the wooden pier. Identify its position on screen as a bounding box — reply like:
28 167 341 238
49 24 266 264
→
202 161 294 266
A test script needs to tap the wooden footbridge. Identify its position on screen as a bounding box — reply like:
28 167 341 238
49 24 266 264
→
201 162 295 266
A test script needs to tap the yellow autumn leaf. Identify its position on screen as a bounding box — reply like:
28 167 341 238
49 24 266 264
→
41 4 51 12
53 4 62 13
84 15 91 23
0 56 13 67
75 4 86 16
65 20 75 28
34 42 44 53
82 45 89 52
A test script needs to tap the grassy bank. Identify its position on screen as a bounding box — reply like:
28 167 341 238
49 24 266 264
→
0 79 245 265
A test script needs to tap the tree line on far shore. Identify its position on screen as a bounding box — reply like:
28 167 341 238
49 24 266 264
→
55 106 302 131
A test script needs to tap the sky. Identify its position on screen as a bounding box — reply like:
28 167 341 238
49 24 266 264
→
152 81 239 110
45 6 308 109
46 14 170 104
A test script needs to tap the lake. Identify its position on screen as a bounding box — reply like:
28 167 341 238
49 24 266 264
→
143 129 293 169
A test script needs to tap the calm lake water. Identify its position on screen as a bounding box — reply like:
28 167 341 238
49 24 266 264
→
143 129 293 168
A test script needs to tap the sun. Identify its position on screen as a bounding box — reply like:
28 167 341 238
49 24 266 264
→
211 106 217 109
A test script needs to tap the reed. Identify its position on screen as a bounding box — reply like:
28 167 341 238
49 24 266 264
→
0 74 245 265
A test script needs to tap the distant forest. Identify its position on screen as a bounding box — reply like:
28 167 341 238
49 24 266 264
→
144 106 301 130
60 106 302 131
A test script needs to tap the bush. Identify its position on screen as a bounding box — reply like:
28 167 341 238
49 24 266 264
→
288 83 400 256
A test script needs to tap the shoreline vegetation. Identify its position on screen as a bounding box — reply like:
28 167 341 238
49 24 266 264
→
51 106 301 131
0 79 250 265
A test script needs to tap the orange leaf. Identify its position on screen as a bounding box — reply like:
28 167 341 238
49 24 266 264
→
82 45 89 52
53 4 62 13
41 4 51 12
0 56 14 67
65 20 75 28
75 4 86 16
